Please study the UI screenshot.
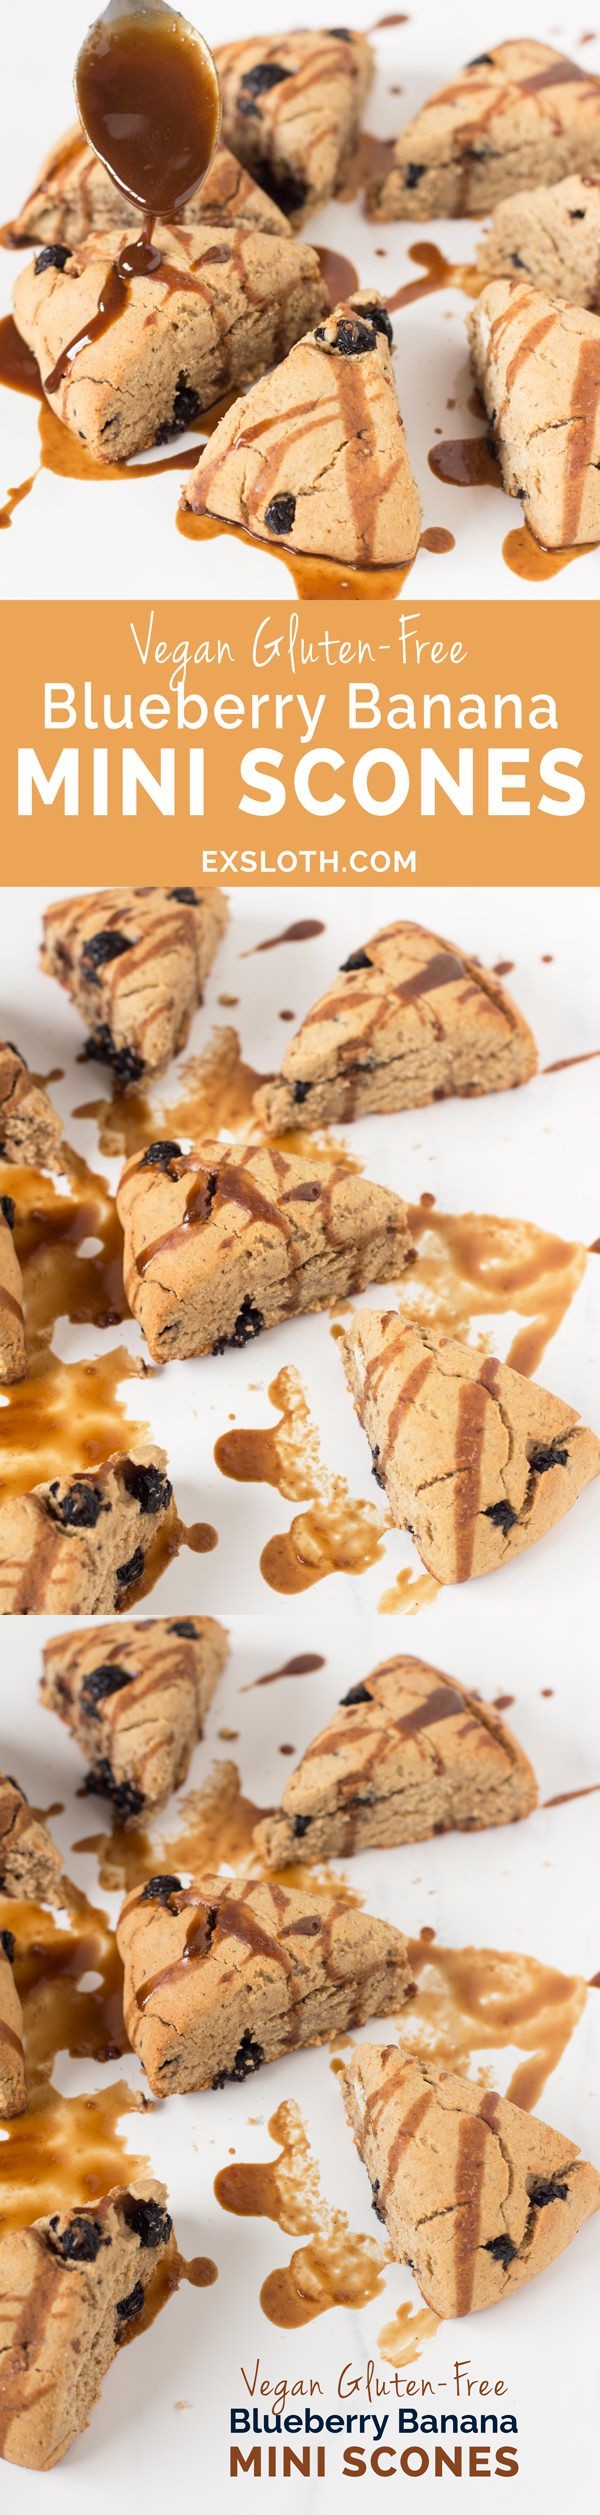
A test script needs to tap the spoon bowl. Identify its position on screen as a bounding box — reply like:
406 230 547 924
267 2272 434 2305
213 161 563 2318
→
74 0 221 224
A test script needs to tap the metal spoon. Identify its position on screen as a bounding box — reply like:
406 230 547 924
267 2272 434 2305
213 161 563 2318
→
74 0 221 224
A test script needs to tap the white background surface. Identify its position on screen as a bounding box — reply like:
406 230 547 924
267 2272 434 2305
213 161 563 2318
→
0 1601 598 2510
1 0 599 600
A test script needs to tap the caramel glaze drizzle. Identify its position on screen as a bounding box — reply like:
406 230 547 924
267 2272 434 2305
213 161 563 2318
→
128 1143 362 1298
126 1876 360 2049
415 50 600 216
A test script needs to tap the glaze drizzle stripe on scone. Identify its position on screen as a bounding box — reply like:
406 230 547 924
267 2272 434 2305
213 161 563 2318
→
468 280 600 547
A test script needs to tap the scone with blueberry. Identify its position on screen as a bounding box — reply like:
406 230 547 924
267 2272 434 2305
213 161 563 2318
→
41 886 228 1088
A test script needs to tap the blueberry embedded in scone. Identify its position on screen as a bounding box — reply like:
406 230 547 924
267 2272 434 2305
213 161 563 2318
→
215 29 374 226
40 886 228 1084
41 1616 228 1820
0 1445 174 1615
0 2181 173 2467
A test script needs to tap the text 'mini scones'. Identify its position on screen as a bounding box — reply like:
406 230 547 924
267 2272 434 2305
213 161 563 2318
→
257 919 537 1132
0 2182 173 2468
0 1934 26 2120
183 292 422 570
343 2047 600 2317
0 1198 26 1385
41 886 227 1087
0 1447 174 1615
476 174 600 309
0 1772 63 1904
4 128 292 250
0 1037 63 1171
118 1873 414 2096
215 29 373 226
257 1653 537 1867
367 40 600 221
117 1137 414 1362
342 1313 600 1583
41 1617 228 1822
468 280 600 549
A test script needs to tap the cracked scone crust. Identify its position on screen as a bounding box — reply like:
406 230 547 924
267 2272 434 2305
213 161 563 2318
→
0 1201 26 1385
4 129 292 249
116 1136 414 1362
117 1872 414 2096
367 39 600 222
342 1311 600 1584
41 1617 228 1823
41 885 228 1087
476 174 600 309
183 292 421 568
0 1773 63 1905
216 29 373 226
343 2046 600 2317
0 2181 173 2469
256 1653 537 1867
13 224 327 465
0 1936 26 2120
0 1446 174 1616
0 1038 63 1171
256 918 537 1133
468 279 600 548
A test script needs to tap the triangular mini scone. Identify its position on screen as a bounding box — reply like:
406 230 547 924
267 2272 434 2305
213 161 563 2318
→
0 1038 63 1171
117 1873 414 2095
468 280 600 548
256 918 537 1133
342 1312 600 1583
0 2182 173 2467
476 174 600 308
183 291 421 567
257 1654 537 1866
0 1772 63 1905
117 1136 414 1361
41 1617 228 1822
367 39 600 221
343 2047 600 2317
3 130 291 251
216 29 373 225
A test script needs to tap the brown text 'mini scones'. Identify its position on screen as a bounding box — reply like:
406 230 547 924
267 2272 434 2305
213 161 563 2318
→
0 1772 63 1905
343 2048 600 2318
0 1197 26 1385
0 1037 63 1171
342 1313 600 1584
256 1654 537 1868
0 1933 26 2120
117 1874 414 2097
476 174 600 309
41 1618 228 1825
41 886 227 1088
215 29 373 227
117 1137 414 1363
468 281 600 549
4 128 293 250
0 1448 174 1616
0 2183 173 2469
257 919 536 1133
13 225 327 466
183 294 422 570
367 40 600 222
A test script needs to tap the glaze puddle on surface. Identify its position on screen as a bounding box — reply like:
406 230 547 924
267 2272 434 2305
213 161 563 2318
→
0 1153 150 1500
241 1651 326 1694
503 522 594 582
378 1566 440 1615
0 1888 144 2235
214 2098 387 2329
215 1362 387 1596
405 1938 587 2112
76 1026 271 1163
74 1757 363 1909
177 503 417 602
404 1203 587 1378
377 2300 440 2367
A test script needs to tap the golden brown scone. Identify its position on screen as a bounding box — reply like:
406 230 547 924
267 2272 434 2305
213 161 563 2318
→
468 279 600 548
216 29 373 226
117 1872 414 2096
343 2046 600 2316
342 1312 600 1584
183 293 422 568
257 1653 537 1866
476 173 600 307
256 918 537 1133
116 1136 415 1362
0 1198 26 1385
3 129 292 249
0 1448 174 1616
0 2183 173 2468
366 39 600 221
41 1617 228 1822
0 1932 26 2120
0 1772 63 1905
40 886 228 1088
0 1038 63 1171
13 224 328 464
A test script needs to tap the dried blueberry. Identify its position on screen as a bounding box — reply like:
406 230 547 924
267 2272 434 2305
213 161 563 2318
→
292 1078 311 1104
485 1501 518 1532
48 1480 106 1531
317 316 378 357
327 27 352 37
370 2179 385 2224
81 929 133 976
81 1663 134 1711
116 1546 146 1589
140 1874 183 1905
468 51 494 65
265 493 297 536
263 168 308 218
292 1813 311 1837
405 162 424 189
168 1621 198 1639
371 1445 386 1490
528 2177 569 2210
569 208 586 219
0 1195 16 1229
49 2213 108 2264
528 1444 569 1476
340 947 373 972
485 2234 518 2266
116 2280 145 2325
357 300 393 346
212 2029 264 2088
340 1682 371 1706
34 243 70 274
123 2196 173 2248
122 1462 173 1516
511 253 526 270
139 1140 183 1172
83 1025 145 1088
168 887 200 904
84 1760 145 1821
0 1929 15 1964
240 61 293 94
212 1294 264 1354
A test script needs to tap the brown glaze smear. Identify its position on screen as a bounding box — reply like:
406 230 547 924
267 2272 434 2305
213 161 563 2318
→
0 1152 150 1502
117 2244 218 2347
177 504 417 602
404 1202 587 1378
544 1049 600 1075
387 240 480 315
429 434 500 489
337 129 395 199
214 1362 386 1595
215 2098 387 2329
405 1937 587 2112
244 920 325 957
0 1887 147 2238
317 246 360 306
420 526 455 553
503 522 593 579
77 1026 270 1163
242 1652 325 1693
378 1566 440 1615
544 1782 600 1808
77 1759 270 1898
378 2300 439 2367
